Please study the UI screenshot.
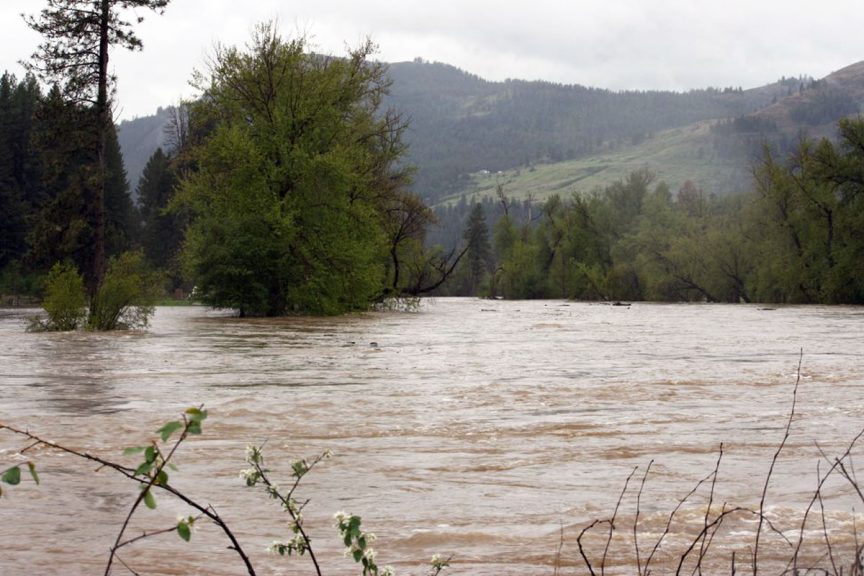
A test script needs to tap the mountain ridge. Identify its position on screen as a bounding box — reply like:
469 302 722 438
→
117 58 864 202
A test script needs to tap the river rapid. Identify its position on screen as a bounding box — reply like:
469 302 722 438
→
1 299 863 575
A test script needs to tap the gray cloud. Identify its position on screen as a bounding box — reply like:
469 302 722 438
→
1 0 861 119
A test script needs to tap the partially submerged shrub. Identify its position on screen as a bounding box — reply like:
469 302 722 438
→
31 261 87 331
88 251 163 331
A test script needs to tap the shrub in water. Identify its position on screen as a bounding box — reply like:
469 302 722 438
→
37 262 87 331
88 251 163 331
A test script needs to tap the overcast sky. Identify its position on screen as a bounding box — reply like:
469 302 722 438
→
1 0 861 120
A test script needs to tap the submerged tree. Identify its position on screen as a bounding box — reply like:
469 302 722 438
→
177 24 415 316
24 0 171 297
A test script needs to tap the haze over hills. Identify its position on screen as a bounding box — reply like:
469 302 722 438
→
118 58 864 204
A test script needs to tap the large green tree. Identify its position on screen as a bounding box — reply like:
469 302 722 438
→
177 24 414 316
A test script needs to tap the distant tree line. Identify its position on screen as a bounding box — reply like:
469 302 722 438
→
436 118 864 304
3 25 863 312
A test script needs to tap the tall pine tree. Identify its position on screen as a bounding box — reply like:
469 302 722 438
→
24 0 171 297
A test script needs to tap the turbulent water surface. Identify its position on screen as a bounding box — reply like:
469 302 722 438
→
1 299 863 575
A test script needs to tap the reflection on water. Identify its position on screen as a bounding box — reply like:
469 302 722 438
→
1 300 863 575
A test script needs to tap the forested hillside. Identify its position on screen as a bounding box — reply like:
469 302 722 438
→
385 60 783 201
117 59 864 207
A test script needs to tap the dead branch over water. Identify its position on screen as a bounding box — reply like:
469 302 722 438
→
575 350 864 575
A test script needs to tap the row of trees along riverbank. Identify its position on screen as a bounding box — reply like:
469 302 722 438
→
437 117 864 304
1 14 462 319
2 4 863 315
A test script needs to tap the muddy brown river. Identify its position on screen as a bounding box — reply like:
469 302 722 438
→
1 299 863 575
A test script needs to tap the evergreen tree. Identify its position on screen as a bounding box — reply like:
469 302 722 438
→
24 0 171 295
27 86 96 274
104 124 137 257
461 203 492 294
137 147 181 270
0 74 43 270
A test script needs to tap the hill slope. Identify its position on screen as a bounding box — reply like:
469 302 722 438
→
117 59 864 204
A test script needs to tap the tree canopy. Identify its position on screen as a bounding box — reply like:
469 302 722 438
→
176 24 420 315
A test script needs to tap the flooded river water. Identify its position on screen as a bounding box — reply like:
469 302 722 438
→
1 299 863 575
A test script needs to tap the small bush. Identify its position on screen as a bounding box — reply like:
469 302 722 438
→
33 262 87 331
88 251 163 331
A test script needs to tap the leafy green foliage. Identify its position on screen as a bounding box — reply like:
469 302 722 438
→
157 421 183 442
452 119 864 304
0 72 141 302
0 461 38 499
176 24 418 316
335 512 390 576
37 261 87 331
142 488 157 510
88 251 162 330
176 518 192 542
1 466 21 486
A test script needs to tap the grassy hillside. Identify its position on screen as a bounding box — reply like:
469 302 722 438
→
440 121 753 205
439 60 864 205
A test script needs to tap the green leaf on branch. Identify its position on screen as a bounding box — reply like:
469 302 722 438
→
157 421 183 442
1 466 21 485
185 407 207 423
143 489 157 510
135 461 154 476
27 462 39 485
155 470 169 486
144 446 156 463
122 446 147 456
187 420 202 435
177 521 191 542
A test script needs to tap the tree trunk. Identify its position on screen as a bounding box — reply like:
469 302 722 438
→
91 0 110 299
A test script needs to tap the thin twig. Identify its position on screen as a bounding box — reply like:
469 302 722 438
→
115 512 205 552
786 456 848 575
1 421 257 576
553 519 565 576
105 416 195 576
577 519 609 576
677 506 794 576
645 466 716 573
754 348 803 575
115 553 141 575
635 460 654 576
815 466 839 576
694 444 724 576
253 453 327 576
603 466 639 576
837 461 864 507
